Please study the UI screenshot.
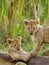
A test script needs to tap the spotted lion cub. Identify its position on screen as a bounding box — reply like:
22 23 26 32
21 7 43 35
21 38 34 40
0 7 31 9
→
7 37 31 61
24 19 49 56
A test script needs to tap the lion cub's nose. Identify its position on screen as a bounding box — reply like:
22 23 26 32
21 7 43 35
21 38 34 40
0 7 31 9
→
17 49 20 51
30 33 33 35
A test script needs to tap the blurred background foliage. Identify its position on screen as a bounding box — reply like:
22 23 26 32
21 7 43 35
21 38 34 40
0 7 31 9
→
0 0 49 56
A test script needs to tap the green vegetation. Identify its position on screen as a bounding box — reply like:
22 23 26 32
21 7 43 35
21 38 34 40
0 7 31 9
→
0 0 49 56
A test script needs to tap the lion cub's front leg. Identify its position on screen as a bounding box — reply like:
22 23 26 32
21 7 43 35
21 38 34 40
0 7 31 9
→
32 42 42 56
31 34 43 57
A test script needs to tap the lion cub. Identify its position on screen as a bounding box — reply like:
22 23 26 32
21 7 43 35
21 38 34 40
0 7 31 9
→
24 19 49 56
7 37 31 61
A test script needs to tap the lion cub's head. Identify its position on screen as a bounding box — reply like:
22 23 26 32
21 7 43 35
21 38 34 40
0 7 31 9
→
7 37 22 51
24 19 39 35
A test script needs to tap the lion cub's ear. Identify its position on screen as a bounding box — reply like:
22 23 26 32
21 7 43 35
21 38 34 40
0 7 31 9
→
16 37 22 44
17 37 22 43
7 38 12 44
24 19 29 26
35 18 40 24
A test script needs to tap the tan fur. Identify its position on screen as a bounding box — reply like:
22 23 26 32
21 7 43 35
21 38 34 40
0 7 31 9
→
0 57 15 65
7 37 31 61
24 19 49 56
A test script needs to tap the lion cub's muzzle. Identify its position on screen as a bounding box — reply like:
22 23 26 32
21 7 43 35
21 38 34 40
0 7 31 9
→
30 32 33 35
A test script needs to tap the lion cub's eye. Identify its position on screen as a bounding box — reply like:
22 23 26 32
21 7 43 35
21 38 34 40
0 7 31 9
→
33 27 35 29
14 44 16 46
28 27 30 29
